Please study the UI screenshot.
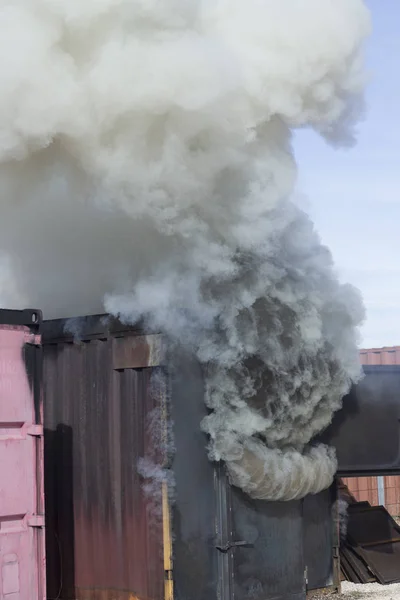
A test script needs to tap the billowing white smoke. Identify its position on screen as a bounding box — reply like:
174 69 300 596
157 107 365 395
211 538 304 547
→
0 0 369 500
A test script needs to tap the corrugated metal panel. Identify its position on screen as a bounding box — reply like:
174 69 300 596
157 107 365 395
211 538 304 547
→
42 317 222 600
43 326 165 600
0 309 46 600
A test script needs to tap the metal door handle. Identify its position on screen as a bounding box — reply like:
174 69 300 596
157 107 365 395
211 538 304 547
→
216 540 249 553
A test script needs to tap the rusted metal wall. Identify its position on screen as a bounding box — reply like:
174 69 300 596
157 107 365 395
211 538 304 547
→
43 318 166 600
342 347 400 516
43 320 220 600
42 314 339 600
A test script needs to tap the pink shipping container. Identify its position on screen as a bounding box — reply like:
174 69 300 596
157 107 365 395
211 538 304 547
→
343 346 400 517
0 310 46 600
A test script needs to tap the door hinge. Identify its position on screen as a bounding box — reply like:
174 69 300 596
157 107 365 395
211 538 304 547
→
26 424 43 437
304 566 308 586
164 570 173 581
216 540 249 553
27 515 45 528
24 332 41 346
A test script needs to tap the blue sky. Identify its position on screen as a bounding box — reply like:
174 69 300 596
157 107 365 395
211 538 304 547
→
294 0 399 349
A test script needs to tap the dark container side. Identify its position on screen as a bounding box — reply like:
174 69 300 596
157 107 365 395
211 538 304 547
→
319 365 400 476
303 485 339 594
169 349 219 600
42 316 165 600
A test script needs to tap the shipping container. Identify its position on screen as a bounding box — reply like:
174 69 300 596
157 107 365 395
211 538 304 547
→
319 364 400 477
342 347 400 516
4 310 398 600
41 314 339 600
0 309 46 600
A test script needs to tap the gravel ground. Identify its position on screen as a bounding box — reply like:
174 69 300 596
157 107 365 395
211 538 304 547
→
339 582 400 600
310 583 400 600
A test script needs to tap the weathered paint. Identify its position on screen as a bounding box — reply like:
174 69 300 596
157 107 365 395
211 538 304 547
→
42 323 165 600
42 314 338 600
0 313 45 600
113 335 166 370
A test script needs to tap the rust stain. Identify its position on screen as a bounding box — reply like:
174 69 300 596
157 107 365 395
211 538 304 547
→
112 335 165 370
23 331 41 345
43 331 165 600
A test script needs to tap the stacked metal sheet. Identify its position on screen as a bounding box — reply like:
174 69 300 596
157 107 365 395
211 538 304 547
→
341 501 400 585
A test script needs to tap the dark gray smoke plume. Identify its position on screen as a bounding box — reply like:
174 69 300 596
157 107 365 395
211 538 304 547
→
0 0 370 500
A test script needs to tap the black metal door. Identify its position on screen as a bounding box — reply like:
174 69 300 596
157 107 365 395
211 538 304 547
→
303 486 339 593
228 485 306 600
